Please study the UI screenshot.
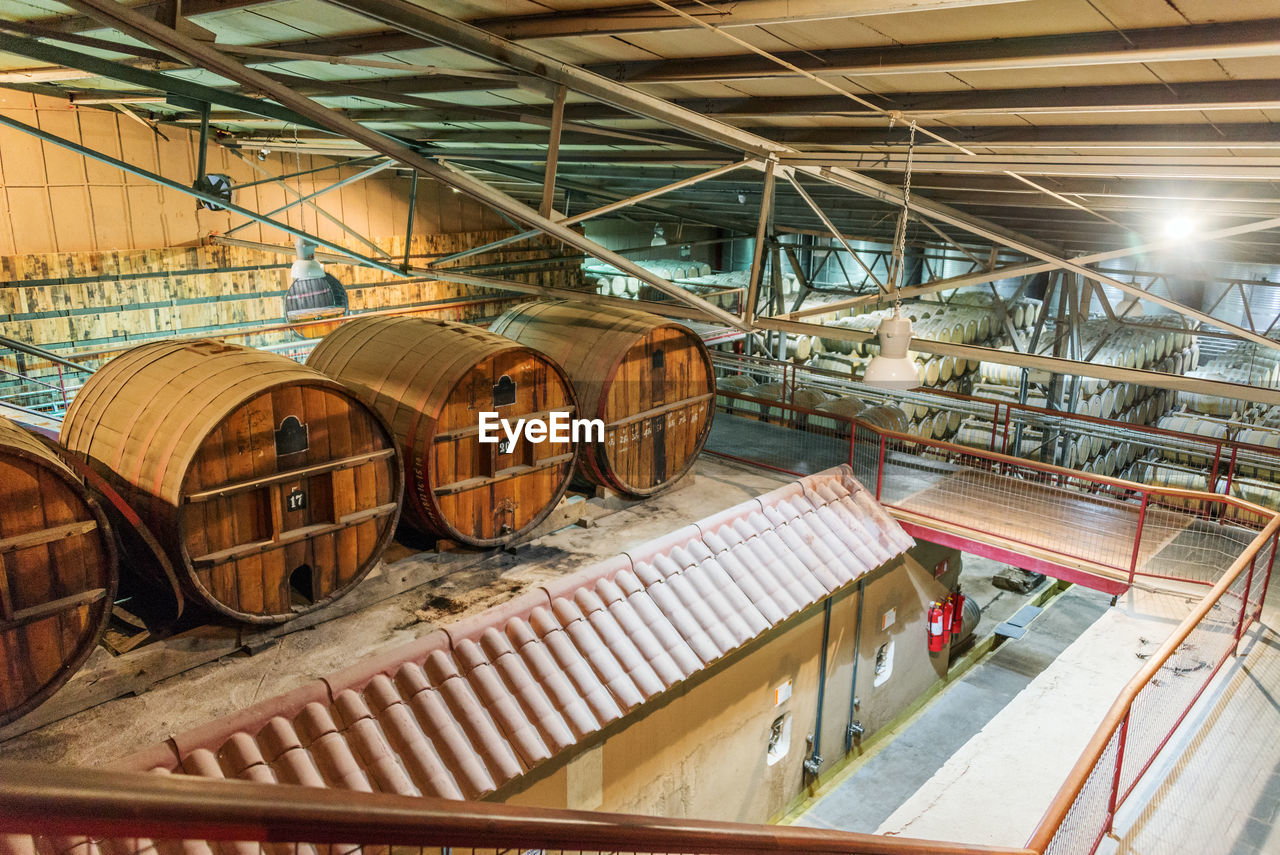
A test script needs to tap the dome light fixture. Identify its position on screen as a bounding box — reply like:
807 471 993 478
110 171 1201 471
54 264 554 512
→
863 307 919 389
650 223 667 246
862 118 921 390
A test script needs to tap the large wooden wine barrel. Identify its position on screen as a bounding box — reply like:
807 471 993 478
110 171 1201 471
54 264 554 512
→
0 417 116 726
60 340 402 624
307 316 578 546
490 300 714 496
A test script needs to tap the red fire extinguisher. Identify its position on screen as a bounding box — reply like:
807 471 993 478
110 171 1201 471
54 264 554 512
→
950 590 966 637
940 596 955 646
927 601 947 652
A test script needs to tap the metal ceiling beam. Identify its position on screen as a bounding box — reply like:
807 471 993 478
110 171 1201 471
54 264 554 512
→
222 160 394 237
790 209 1280 316
768 123 1280 149
0 32 323 130
318 0 785 158
228 124 1280 150
431 159 756 267
222 148 393 257
784 152 1280 181
317 0 1063 260
812 163 1280 339
24 0 266 34
0 22 511 94
595 19 1280 82
560 80 1280 120
474 0 1032 39
60 0 751 332
457 159 765 235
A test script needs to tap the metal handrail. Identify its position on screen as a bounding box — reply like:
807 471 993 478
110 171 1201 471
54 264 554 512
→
1025 511 1280 851
715 389 1276 521
0 762 1032 855
713 388 1280 851
712 351 1280 483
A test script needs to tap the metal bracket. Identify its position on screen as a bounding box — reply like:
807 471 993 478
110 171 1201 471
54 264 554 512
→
803 753 823 779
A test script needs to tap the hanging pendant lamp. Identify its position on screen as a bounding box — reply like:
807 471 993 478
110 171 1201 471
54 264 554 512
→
864 306 919 389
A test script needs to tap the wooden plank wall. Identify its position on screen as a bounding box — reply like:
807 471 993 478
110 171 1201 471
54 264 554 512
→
0 91 512 255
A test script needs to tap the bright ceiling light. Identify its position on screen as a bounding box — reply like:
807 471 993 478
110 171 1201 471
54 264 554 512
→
650 224 667 246
1161 215 1197 242
863 307 920 390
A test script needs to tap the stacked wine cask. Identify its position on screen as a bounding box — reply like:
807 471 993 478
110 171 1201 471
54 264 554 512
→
584 261 790 314
796 297 1042 442
583 258 714 298
959 317 1195 476
1126 411 1280 513
1179 339 1280 417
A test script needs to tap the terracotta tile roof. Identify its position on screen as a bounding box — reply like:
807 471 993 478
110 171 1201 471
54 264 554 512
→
121 465 913 800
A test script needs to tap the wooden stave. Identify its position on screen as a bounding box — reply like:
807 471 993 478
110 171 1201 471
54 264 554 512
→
61 340 403 624
307 316 579 546
0 417 118 727
491 300 715 496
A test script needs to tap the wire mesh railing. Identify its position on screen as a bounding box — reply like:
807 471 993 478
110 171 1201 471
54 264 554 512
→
1027 515 1280 855
711 389 1272 590
710 351 1280 509
710 386 1280 853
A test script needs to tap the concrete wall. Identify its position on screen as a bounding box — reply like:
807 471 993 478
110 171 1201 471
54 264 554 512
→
497 544 957 824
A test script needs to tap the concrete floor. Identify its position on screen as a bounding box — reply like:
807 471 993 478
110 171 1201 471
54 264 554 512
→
874 581 1195 846
792 580 1108 835
704 411 849 474
789 579 1222 848
0 457 788 766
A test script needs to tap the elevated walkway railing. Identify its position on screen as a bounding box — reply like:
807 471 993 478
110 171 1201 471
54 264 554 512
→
711 388 1280 853
713 389 1275 593
1028 511 1280 855
713 351 1280 506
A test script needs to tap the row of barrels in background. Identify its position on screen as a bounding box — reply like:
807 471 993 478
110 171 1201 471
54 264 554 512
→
801 298 1041 393
583 260 804 307
0 300 714 728
1182 338 1280 417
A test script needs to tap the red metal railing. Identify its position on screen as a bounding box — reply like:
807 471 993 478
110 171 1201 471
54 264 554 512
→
1027 512 1280 855
712 389 1273 591
710 389 1280 853
712 352 1280 507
